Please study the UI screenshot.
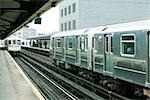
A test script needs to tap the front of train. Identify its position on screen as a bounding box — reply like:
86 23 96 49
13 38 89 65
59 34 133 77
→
6 36 21 55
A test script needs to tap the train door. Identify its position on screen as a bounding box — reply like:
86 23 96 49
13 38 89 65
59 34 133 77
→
75 36 80 65
62 37 66 60
104 33 113 75
148 31 150 83
53 38 55 58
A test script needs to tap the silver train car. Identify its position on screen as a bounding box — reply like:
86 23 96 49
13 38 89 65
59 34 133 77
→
94 20 149 87
6 36 21 55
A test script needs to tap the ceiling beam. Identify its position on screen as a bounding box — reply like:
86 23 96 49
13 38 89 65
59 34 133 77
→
0 18 14 23
1 8 29 12
0 25 9 29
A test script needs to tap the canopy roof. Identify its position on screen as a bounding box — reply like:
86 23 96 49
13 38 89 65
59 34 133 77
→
0 0 62 39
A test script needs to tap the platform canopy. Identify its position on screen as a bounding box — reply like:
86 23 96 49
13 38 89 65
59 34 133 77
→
0 0 62 39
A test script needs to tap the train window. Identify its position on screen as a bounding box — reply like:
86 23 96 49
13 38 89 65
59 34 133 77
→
50 38 54 49
94 38 97 52
68 37 73 49
105 37 108 52
22 42 25 45
85 37 88 51
57 39 61 48
111 36 113 52
94 36 102 53
8 40 11 44
80 37 88 52
80 37 84 51
121 34 135 57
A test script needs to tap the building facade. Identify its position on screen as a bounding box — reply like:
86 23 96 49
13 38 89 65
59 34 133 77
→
18 27 37 39
59 0 150 31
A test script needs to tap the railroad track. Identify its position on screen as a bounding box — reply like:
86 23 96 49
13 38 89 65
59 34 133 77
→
13 56 80 100
20 47 131 100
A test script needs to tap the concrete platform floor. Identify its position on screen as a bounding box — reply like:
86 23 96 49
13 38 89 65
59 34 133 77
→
0 50 44 100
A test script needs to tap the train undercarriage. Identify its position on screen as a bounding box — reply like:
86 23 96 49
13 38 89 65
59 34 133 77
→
55 60 148 99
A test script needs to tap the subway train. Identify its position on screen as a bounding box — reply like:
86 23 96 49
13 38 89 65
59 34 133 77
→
5 36 21 55
27 19 150 97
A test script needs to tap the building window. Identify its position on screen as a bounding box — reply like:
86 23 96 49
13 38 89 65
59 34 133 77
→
68 21 71 30
65 7 67 16
65 22 67 31
72 20 76 30
73 3 76 13
61 9 63 17
61 23 63 31
68 5 71 14
121 34 135 57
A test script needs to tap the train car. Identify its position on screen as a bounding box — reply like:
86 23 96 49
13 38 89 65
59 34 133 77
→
27 34 51 49
6 36 21 55
93 19 150 97
51 27 102 69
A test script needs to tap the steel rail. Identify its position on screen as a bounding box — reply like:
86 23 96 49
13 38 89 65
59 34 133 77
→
20 47 130 100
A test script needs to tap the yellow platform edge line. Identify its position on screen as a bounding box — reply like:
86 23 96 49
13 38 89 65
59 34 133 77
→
5 51 45 100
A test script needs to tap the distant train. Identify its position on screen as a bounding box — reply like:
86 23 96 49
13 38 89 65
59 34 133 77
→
27 19 150 97
27 34 51 49
21 39 30 47
6 36 21 55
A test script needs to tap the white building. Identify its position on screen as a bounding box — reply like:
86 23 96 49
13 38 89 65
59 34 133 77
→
11 31 22 39
19 27 37 39
59 0 150 32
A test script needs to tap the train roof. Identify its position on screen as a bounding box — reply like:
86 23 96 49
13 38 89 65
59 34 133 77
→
6 36 21 40
95 19 150 33
51 27 103 37
52 19 150 37
26 34 52 40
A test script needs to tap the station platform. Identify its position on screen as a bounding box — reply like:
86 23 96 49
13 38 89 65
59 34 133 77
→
0 50 44 100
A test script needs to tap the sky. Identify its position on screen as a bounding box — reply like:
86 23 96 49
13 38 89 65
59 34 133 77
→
27 5 59 34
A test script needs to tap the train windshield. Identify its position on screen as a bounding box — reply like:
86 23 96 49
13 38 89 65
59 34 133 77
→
13 40 16 44
8 40 11 44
